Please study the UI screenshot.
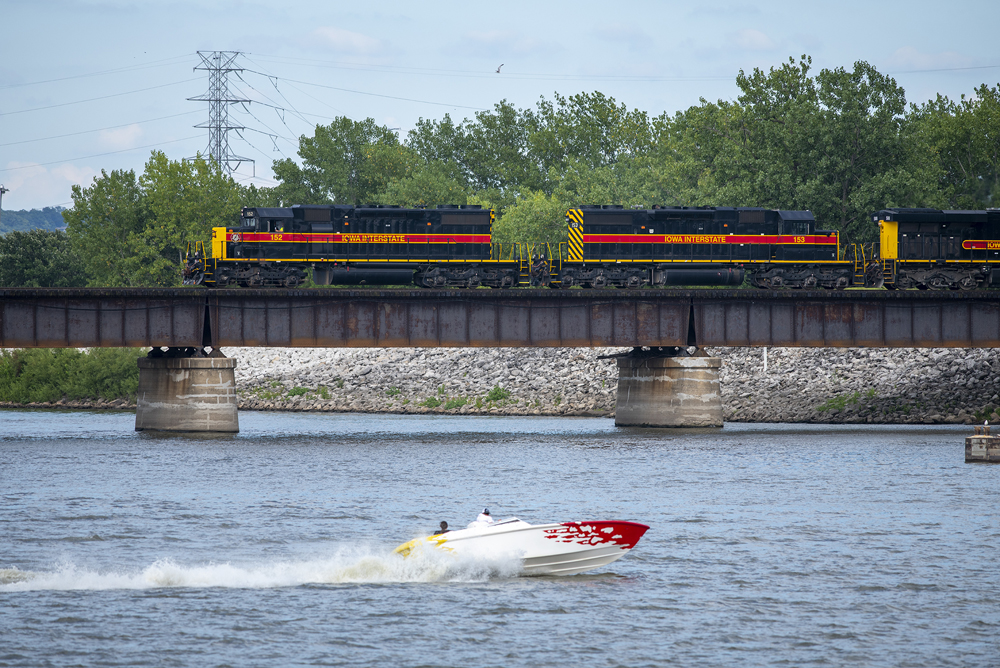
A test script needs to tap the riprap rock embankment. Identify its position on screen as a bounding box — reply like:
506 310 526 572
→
233 346 1000 424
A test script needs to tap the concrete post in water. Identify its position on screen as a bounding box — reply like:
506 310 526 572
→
135 351 239 433
966 424 1000 462
615 354 723 427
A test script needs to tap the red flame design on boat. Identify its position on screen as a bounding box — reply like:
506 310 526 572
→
543 521 649 549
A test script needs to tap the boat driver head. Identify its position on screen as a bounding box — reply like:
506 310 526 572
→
482 508 490 516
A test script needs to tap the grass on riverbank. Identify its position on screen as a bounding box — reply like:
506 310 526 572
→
0 348 146 404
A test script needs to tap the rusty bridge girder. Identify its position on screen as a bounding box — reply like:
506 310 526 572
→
2 288 1000 349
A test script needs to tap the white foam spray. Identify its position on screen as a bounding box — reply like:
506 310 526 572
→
0 545 524 592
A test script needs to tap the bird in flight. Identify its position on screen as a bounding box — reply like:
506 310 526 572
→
496 64 504 73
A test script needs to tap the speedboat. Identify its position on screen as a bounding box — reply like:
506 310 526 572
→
394 518 649 576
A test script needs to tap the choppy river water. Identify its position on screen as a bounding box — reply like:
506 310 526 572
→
2 410 998 667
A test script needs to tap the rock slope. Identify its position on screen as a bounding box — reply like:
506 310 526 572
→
230 346 1000 424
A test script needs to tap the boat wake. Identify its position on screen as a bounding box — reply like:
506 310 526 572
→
0 546 524 592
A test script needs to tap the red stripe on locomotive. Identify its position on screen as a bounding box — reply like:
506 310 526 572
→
229 233 492 243
582 234 838 244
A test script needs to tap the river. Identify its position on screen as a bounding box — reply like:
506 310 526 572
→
1 410 998 666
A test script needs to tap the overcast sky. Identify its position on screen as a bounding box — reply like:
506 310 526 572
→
2 0 998 210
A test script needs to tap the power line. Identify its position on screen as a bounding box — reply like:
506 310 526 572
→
248 53 735 82
0 135 203 173
0 54 193 90
241 68 487 110
0 78 201 117
250 52 1000 82
0 110 202 148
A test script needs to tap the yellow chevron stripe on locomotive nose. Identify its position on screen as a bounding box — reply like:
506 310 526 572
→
566 209 584 261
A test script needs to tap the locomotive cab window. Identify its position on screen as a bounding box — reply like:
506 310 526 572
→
783 221 809 235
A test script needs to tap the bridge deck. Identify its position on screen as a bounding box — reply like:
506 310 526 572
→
1 288 999 349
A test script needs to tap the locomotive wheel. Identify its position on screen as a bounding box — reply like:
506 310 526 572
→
591 274 607 288
927 275 951 290
802 275 818 289
283 275 301 288
625 275 642 289
864 262 884 289
959 276 978 291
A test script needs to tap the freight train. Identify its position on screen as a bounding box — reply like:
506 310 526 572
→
181 204 1000 290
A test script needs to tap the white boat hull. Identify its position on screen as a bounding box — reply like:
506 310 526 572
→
395 519 649 576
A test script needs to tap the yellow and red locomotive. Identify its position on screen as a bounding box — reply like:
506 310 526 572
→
561 205 847 289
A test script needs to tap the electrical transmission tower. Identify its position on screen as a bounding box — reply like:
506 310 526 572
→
188 51 252 177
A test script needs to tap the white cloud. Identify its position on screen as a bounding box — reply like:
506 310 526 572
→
1 162 98 210
310 27 382 55
884 46 972 71
98 124 143 150
732 28 775 52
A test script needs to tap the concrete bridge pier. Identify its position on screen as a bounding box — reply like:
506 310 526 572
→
135 349 239 433
614 350 723 427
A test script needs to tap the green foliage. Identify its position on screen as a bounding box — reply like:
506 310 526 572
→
817 391 862 412
318 386 331 400
444 397 468 410
273 117 414 205
911 84 1000 209
0 348 145 403
140 151 246 274
286 386 309 397
491 189 568 247
63 167 154 287
484 386 511 402
376 161 468 207
62 151 260 287
658 56 940 242
0 230 87 287
385 386 401 397
530 91 654 173
420 396 442 408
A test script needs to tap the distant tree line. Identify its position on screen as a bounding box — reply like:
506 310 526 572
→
2 55 998 287
0 207 66 234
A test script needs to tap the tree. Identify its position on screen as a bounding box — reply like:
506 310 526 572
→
912 84 1000 209
491 190 569 248
646 102 740 206
0 230 87 287
530 91 653 174
692 56 938 241
141 151 245 271
63 168 157 287
63 152 256 287
376 161 468 207
273 117 413 205
406 101 542 200
553 156 657 210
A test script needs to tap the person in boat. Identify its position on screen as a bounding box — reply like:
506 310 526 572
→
469 508 493 529
434 521 450 535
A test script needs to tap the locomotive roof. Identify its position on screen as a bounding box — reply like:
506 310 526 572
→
577 206 815 221
876 208 991 223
